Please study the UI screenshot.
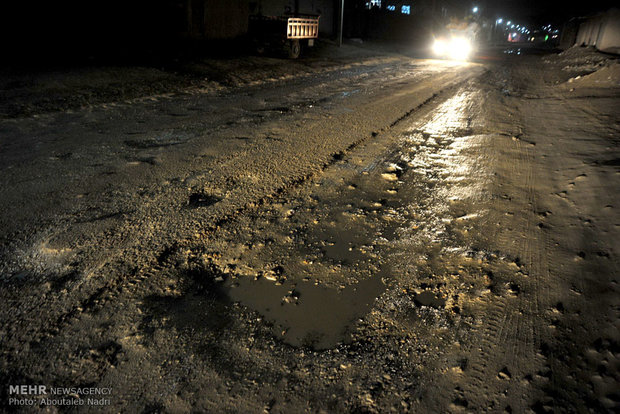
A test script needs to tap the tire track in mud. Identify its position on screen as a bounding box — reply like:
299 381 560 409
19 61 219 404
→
450 61 619 412
442 123 522 410
490 135 544 412
0 65 486 388
514 108 570 411
394 66 552 412
73 79 468 313
300 78 534 411
146 80 521 411
518 89 620 411
466 75 551 412
484 134 540 412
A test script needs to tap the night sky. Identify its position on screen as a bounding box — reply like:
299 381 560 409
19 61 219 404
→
483 0 617 26
1 0 617 63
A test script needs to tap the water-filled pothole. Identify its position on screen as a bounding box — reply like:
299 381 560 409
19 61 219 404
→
223 272 387 350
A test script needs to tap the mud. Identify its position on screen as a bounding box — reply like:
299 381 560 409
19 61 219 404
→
1 46 619 413
225 273 386 349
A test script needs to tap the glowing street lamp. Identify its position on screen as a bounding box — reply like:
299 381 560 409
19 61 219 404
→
472 6 479 13
496 18 503 24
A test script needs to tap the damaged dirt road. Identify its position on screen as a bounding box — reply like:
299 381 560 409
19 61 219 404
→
1 46 619 412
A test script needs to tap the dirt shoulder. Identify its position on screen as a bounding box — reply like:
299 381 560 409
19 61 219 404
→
0 40 401 119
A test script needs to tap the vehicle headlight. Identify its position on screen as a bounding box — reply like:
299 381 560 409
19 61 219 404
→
433 39 446 56
448 37 472 60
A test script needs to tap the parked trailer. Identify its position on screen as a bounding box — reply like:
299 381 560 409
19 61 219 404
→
249 14 320 58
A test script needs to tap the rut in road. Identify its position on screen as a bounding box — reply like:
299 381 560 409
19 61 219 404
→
149 79 551 410
2 54 618 412
0 59 485 404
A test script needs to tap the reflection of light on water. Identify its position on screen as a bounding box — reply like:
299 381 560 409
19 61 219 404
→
421 59 473 71
393 89 494 254
422 92 470 136
404 91 491 202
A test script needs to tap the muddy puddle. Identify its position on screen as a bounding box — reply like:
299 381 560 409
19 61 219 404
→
196 89 488 351
223 271 386 349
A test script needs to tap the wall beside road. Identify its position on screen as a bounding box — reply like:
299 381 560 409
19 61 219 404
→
576 8 620 53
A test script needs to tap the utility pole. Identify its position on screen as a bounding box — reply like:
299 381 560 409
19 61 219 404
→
337 0 344 46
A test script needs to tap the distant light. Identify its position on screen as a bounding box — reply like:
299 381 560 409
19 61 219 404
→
511 24 515 28
401 5 410 14
497 18 503 24
433 37 472 60
386 4 395 11
472 6 478 13
545 35 549 41
507 21 511 25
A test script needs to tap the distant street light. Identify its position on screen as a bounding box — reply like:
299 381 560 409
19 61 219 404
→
472 6 478 13
493 18 504 45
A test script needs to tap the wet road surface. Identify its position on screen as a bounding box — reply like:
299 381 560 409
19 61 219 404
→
1 50 619 412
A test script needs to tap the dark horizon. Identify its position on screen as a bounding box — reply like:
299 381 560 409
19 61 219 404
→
482 0 618 26
1 0 618 65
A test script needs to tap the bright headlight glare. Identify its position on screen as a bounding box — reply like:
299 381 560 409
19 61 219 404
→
448 37 471 60
433 37 472 60
433 40 446 55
